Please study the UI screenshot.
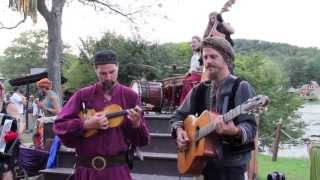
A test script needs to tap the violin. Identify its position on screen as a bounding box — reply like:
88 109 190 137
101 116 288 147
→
80 104 131 138
79 104 148 138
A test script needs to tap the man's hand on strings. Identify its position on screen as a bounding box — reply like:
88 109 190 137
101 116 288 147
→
176 127 190 151
127 105 142 128
212 115 241 136
83 114 109 130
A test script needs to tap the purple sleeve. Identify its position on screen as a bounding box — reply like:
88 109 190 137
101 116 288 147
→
53 90 85 148
121 91 150 147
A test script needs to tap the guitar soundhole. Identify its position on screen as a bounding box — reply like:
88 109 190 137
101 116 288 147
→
195 126 200 144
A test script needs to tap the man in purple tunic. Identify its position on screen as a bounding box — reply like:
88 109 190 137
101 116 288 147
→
54 50 150 180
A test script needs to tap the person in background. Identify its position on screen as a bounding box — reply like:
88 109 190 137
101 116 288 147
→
203 12 234 45
179 36 203 104
0 82 21 180
9 87 26 133
35 78 61 117
9 87 26 116
33 78 61 149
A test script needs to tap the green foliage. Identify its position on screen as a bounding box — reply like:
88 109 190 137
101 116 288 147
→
0 30 48 79
175 42 192 67
74 32 191 87
304 58 320 82
0 29 71 80
235 54 304 145
63 58 96 92
258 154 309 180
234 39 320 87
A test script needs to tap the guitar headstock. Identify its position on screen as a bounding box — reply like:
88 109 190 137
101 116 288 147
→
240 95 269 115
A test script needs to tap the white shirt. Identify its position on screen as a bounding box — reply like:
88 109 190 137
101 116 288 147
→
188 53 201 73
10 93 24 114
32 102 44 117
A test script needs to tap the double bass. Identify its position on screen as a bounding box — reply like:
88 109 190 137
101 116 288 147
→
201 0 236 81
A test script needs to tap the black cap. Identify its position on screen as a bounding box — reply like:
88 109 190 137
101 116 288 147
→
94 50 117 65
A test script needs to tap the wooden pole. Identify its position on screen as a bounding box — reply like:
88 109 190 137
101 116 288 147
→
310 144 320 180
247 114 260 180
272 119 283 161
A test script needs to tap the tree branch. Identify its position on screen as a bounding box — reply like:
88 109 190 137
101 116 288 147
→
89 0 135 23
0 15 26 30
125 5 153 16
37 0 51 21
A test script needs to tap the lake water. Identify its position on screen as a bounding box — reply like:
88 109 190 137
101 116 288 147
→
264 101 320 159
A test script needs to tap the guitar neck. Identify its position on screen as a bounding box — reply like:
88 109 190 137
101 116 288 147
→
106 110 129 119
222 105 242 123
105 106 145 119
196 105 242 141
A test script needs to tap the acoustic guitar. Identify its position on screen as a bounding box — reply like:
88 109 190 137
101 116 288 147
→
177 95 269 175
79 104 136 138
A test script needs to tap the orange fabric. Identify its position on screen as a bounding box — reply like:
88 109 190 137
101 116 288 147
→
36 78 52 88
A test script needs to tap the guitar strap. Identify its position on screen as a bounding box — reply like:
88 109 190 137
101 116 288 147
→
222 78 256 154
217 77 242 159
79 85 97 114
222 95 229 114
222 77 242 114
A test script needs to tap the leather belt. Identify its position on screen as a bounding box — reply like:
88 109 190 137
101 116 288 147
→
77 153 127 171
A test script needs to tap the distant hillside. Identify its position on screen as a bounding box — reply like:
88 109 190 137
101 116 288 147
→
233 39 320 87
234 39 320 63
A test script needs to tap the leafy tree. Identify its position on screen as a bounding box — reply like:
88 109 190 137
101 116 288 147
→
0 30 72 79
74 32 190 87
0 30 48 79
0 30 74 97
63 54 96 92
234 39 320 87
282 57 307 87
235 54 304 146
304 58 320 82
2 0 166 99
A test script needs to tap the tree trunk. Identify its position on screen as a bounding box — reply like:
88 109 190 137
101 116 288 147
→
37 0 66 102
47 17 62 96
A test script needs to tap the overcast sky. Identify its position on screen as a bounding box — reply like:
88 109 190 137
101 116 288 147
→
1 0 320 55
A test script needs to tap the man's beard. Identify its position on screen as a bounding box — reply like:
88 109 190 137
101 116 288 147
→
206 65 219 81
103 80 115 92
192 47 201 52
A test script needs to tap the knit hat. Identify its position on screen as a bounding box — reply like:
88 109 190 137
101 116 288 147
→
36 78 52 88
201 36 235 65
93 50 117 65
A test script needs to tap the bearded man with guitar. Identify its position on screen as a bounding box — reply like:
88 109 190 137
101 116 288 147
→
171 37 257 180
54 50 150 180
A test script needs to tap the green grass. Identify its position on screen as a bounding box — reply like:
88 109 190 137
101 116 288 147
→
258 154 310 180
